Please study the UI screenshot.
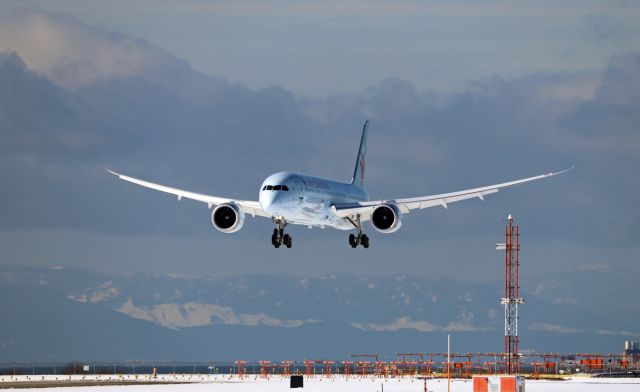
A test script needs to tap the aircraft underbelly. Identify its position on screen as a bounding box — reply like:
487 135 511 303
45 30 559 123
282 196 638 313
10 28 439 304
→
280 201 351 229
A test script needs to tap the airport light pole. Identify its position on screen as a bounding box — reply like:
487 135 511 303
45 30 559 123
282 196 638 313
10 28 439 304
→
447 334 451 392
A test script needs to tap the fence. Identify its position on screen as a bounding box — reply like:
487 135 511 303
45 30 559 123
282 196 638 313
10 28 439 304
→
1 354 639 378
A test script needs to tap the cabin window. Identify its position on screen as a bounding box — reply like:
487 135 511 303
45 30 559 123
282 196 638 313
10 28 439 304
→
266 185 273 190
282 185 289 191
273 185 282 191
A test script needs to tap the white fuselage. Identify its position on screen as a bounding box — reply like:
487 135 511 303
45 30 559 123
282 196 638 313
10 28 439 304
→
259 171 368 229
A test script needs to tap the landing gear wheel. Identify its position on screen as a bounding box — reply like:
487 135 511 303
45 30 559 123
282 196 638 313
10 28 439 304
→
346 215 369 248
349 234 357 248
283 234 292 248
271 219 292 249
348 232 370 248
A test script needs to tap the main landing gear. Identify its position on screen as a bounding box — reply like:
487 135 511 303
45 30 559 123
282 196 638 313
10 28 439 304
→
346 215 370 248
271 219 292 248
349 232 369 248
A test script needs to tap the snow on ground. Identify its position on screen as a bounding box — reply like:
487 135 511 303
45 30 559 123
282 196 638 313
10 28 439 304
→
2 374 640 391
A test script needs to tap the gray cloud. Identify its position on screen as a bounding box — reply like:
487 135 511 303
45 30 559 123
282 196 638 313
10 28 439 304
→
585 13 630 42
0 8 638 281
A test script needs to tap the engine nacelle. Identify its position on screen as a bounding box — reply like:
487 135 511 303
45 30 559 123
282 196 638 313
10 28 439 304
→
211 203 245 233
370 203 403 233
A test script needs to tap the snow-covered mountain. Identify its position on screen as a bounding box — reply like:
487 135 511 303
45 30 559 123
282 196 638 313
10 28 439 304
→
1 265 637 361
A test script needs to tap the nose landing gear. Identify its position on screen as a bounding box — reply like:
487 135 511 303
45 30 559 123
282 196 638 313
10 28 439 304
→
271 219 292 248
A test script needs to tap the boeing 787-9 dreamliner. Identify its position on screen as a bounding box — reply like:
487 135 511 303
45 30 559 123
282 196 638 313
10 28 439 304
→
108 121 571 248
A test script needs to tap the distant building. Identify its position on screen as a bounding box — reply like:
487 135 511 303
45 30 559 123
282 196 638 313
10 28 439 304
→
624 341 640 362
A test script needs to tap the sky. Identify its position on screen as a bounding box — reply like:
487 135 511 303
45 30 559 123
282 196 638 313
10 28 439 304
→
0 1 639 282
1 0 639 96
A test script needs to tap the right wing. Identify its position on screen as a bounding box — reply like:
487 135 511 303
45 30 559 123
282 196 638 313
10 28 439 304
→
332 167 573 220
106 169 269 218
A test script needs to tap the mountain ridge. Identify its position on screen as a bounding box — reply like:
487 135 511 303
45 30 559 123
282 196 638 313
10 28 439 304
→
1 264 636 360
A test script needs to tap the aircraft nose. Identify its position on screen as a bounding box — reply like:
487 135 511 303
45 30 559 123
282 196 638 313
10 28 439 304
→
259 189 279 212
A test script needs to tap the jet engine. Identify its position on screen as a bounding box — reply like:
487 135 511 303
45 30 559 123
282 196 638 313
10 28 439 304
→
370 203 403 233
211 203 245 233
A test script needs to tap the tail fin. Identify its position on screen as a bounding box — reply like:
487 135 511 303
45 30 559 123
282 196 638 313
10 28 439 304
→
350 120 369 189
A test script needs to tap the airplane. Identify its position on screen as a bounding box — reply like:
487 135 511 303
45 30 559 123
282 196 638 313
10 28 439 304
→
107 120 571 249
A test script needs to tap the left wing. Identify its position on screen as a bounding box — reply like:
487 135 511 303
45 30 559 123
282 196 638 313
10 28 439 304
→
106 168 269 218
332 167 573 220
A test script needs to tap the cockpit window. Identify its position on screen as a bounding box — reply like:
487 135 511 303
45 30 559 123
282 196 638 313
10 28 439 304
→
264 184 289 191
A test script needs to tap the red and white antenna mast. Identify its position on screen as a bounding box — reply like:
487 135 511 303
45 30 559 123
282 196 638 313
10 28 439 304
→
496 214 524 374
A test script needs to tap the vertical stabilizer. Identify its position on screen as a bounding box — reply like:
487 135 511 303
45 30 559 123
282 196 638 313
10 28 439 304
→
351 120 369 189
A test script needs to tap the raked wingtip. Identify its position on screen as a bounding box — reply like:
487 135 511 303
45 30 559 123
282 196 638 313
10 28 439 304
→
548 166 574 176
105 167 119 176
560 166 575 174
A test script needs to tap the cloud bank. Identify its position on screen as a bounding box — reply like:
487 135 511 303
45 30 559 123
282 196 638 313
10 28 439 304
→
0 8 639 281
